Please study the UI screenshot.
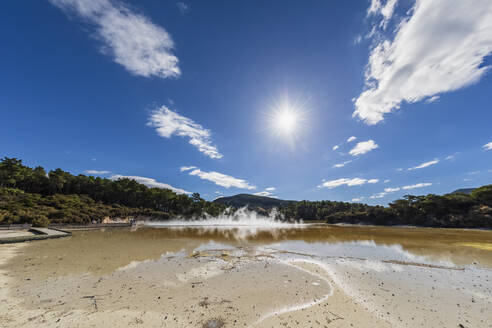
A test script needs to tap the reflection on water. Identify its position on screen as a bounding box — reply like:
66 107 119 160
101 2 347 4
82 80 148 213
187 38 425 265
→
6 224 492 278
143 224 492 267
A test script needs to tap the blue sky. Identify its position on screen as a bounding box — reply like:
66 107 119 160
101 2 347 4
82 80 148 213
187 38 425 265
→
1 0 491 204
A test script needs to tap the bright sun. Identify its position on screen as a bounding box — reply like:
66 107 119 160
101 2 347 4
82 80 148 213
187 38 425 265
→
274 108 298 134
265 95 309 145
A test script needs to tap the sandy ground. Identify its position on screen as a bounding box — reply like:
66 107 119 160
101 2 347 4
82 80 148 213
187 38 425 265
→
1 226 491 327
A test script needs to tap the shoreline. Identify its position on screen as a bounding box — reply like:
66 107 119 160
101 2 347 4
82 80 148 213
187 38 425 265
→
0 228 71 244
0 220 492 232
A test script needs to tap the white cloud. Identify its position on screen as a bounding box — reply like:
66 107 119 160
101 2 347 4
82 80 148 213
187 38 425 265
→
176 1 189 13
408 159 439 170
319 178 378 189
186 168 255 190
367 0 398 29
84 170 110 175
347 136 357 142
349 140 379 156
402 182 432 190
332 145 339 151
426 95 440 103
148 106 223 159
254 191 273 197
445 153 458 161
49 0 180 79
370 185 400 199
333 160 352 168
352 197 364 202
110 174 190 194
180 166 197 172
483 142 492 150
355 0 492 124
254 187 277 197
370 192 387 199
383 179 390 183
367 0 381 16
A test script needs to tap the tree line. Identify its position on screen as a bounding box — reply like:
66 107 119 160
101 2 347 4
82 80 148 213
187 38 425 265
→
0 157 226 226
1 157 491 228
278 186 492 228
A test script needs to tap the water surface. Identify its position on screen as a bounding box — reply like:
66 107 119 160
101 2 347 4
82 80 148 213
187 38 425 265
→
2 224 491 327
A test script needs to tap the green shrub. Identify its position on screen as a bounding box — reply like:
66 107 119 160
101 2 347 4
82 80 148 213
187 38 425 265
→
32 215 50 227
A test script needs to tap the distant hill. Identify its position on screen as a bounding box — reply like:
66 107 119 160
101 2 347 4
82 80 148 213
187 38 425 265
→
213 194 294 209
451 188 476 195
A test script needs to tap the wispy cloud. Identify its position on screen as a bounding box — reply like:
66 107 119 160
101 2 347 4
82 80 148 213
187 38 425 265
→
370 185 400 199
319 178 378 189
148 106 223 159
184 168 255 190
333 160 352 168
254 187 276 197
176 1 189 14
367 0 398 29
370 192 387 199
408 159 439 170
332 145 339 151
483 142 492 150
352 196 364 202
254 191 276 197
445 153 459 161
110 174 190 194
349 140 379 156
402 182 432 190
180 166 197 172
49 0 180 79
347 136 357 142
84 170 110 175
354 0 492 124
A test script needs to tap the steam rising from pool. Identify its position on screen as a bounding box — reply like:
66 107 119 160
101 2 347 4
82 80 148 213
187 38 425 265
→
145 207 303 227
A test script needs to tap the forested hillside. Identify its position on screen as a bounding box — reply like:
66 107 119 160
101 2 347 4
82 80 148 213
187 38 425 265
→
215 187 492 228
0 157 226 225
1 157 491 228
213 194 293 209
279 187 492 228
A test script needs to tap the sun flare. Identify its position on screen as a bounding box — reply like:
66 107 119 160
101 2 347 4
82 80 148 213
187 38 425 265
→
273 107 299 134
264 94 310 146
